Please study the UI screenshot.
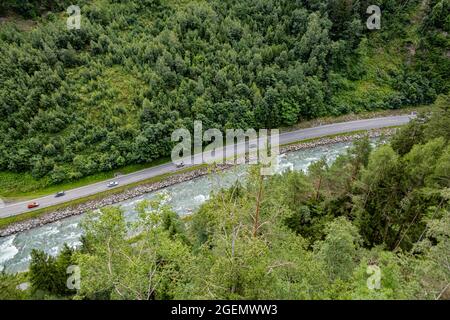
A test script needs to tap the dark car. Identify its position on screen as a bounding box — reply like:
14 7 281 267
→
108 181 119 187
55 191 65 197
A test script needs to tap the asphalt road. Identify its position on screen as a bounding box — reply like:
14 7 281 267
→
0 115 412 218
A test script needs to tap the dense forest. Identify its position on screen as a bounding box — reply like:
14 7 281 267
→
0 1 72 18
0 0 448 188
2 98 448 300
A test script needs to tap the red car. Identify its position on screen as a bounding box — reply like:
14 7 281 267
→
27 202 39 209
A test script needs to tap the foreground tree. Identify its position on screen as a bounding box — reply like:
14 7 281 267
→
75 197 192 300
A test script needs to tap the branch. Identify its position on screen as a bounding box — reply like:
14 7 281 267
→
436 282 450 300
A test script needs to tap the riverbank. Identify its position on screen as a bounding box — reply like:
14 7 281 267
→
0 128 395 237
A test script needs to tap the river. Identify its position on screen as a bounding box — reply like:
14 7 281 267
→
0 141 357 273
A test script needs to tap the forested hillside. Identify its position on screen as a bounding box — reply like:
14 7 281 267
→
0 1 71 18
0 0 448 188
3 97 448 300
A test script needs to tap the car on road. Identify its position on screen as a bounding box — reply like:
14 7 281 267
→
107 181 119 187
55 191 65 197
176 162 185 168
27 202 39 209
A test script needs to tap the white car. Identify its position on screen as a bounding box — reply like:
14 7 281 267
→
108 181 119 187
176 162 185 168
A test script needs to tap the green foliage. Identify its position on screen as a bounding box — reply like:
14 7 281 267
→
1 1 449 300
411 201 450 299
75 197 192 300
0 272 28 300
22 109 449 299
28 244 75 296
315 217 362 281
350 102 449 251
0 1 73 18
0 0 446 190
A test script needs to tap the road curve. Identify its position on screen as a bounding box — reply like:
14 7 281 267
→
0 115 412 218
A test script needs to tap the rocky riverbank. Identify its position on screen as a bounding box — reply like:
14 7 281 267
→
0 128 395 237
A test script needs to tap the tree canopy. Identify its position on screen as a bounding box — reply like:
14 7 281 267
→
0 0 448 187
12 101 449 300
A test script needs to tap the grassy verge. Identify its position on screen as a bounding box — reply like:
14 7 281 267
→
280 104 434 133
